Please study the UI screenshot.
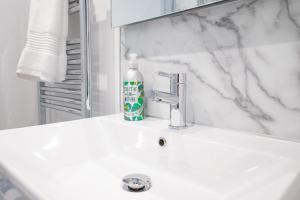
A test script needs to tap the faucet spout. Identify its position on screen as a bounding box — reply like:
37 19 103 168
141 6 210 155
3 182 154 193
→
151 91 179 105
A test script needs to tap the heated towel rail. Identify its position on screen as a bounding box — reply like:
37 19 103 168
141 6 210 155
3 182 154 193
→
38 0 91 124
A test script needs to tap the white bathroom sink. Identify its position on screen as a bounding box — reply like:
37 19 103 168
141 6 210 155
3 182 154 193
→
0 114 300 200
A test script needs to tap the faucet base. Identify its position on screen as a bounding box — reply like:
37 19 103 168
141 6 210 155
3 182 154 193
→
168 124 188 130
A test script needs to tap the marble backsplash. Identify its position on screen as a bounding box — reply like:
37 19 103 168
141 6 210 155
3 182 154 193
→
121 0 300 140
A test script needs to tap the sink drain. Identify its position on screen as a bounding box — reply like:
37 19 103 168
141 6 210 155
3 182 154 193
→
122 174 151 192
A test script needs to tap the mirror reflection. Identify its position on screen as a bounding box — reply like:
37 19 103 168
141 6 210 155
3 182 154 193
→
112 0 229 27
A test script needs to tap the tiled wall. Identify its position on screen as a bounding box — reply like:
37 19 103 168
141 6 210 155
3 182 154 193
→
121 0 300 140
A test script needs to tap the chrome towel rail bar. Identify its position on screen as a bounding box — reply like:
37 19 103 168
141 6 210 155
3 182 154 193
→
38 0 91 123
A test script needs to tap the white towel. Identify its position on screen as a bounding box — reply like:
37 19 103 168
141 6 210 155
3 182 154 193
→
17 0 69 83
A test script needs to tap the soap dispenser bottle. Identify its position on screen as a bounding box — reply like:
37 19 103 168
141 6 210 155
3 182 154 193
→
123 53 144 121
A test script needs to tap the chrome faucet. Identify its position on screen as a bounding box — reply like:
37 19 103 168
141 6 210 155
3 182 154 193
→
151 72 187 129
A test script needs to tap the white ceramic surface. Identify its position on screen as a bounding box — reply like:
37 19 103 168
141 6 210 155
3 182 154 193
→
0 114 300 200
121 0 300 140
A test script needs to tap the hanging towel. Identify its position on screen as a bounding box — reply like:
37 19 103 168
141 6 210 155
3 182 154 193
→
17 0 69 83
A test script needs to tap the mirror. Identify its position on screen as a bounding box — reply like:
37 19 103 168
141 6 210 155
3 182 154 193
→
112 0 231 27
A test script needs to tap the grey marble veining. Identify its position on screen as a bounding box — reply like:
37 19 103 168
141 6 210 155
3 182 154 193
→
121 0 300 140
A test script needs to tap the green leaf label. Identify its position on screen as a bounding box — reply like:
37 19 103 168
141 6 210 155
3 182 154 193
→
123 81 144 121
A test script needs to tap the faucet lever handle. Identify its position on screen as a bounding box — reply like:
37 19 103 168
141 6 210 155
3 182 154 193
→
157 71 180 81
157 71 173 78
157 71 186 84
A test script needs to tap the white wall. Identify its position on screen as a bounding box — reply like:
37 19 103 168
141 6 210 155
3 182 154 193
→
0 0 38 130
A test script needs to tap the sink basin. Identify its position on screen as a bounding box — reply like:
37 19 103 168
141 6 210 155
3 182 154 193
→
0 114 300 200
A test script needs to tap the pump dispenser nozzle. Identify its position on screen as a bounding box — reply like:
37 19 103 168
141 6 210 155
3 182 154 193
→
128 53 138 69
